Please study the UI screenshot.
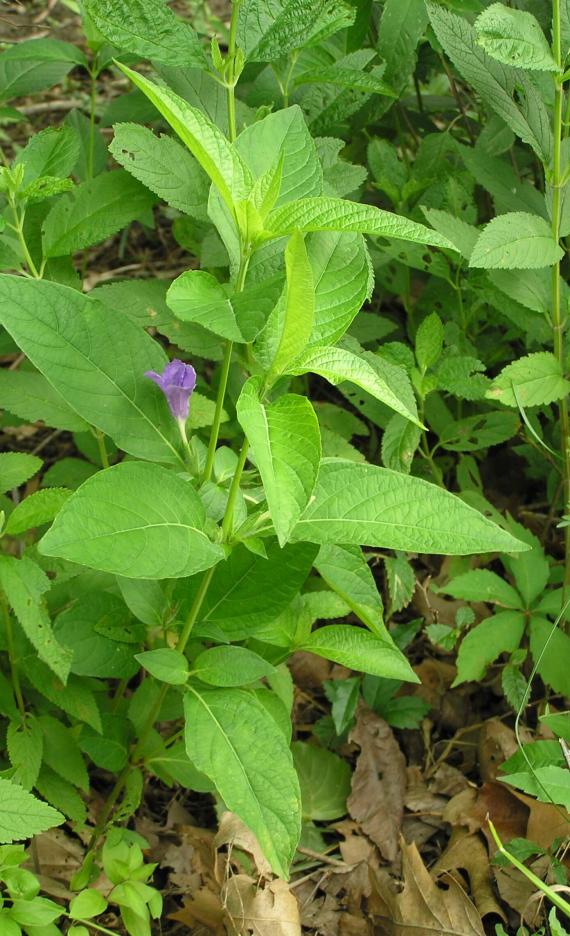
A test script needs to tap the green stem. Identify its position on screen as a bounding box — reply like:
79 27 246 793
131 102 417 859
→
226 0 240 143
221 438 249 540
87 64 98 181
1 595 25 718
94 429 110 469
9 200 41 279
551 2 570 596
63 912 118 936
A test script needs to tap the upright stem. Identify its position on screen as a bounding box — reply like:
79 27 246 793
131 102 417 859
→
551 1 570 592
9 200 40 279
226 0 240 143
221 439 249 539
1 595 25 718
87 60 98 181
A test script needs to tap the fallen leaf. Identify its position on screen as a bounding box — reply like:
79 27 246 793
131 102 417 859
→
223 874 301 936
372 838 485 935
169 887 226 934
347 705 406 862
215 812 273 880
432 828 506 923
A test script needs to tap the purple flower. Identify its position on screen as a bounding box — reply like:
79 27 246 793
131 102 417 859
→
145 359 196 422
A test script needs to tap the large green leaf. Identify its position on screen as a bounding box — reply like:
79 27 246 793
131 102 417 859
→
314 544 385 636
426 1 552 163
307 231 372 348
237 378 321 545
236 106 322 205
266 197 455 249
486 352 570 407
83 0 206 67
42 170 157 258
289 345 421 426
0 452 42 494
0 555 72 683
0 778 63 844
377 0 428 101
118 64 251 214
0 39 85 102
178 541 317 641
469 213 563 270
14 126 80 185
40 462 224 579
0 276 184 465
299 625 418 681
0 369 88 432
475 5 557 72
267 230 315 379
184 687 301 878
109 123 209 219
530 617 570 697
453 611 526 685
291 459 528 554
292 742 351 821
237 0 354 62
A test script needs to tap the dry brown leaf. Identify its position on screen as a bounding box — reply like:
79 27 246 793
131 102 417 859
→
215 812 273 880
223 875 301 936
443 782 529 842
169 887 227 934
478 719 520 782
372 838 485 936
347 705 406 862
432 828 506 923
510 789 570 851
493 864 543 927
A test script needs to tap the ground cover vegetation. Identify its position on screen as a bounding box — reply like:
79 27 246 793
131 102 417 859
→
0 0 569 932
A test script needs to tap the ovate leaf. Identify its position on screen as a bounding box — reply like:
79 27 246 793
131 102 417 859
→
292 742 351 820
469 213 563 270
0 452 42 494
0 277 184 465
475 5 558 72
0 779 63 843
291 459 528 554
0 555 72 683
487 352 570 408
5 488 70 537
530 617 570 697
315 544 384 636
192 646 275 687
184 687 301 878
40 462 224 579
266 197 454 249
83 0 206 67
453 611 525 685
0 369 88 432
135 649 189 685
237 378 321 545
43 170 157 257
299 625 418 681
439 569 522 609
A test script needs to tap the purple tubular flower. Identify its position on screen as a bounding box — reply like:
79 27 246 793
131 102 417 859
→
145 359 197 422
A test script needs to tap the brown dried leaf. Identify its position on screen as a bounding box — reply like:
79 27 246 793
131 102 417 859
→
169 887 226 934
215 812 273 880
347 706 406 862
223 875 301 936
432 828 506 923
372 838 485 936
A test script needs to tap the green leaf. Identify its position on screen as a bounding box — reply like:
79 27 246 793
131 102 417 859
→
0 277 185 465
41 462 224 579
296 65 395 97
38 715 89 792
179 541 317 642
117 577 166 628
289 345 421 426
192 646 275 687
437 411 520 453
308 231 372 348
453 611 525 685
42 169 156 258
300 625 417 681
0 778 63 844
415 312 444 372
184 687 301 878
266 197 454 249
24 659 102 733
315 544 384 636
0 368 89 432
4 488 70 537
7 716 43 790
236 106 322 206
439 569 522 609
377 0 428 102
0 555 72 683
421 208 478 260
0 39 84 102
135 649 189 686
540 711 570 743
426 2 552 163
14 125 80 185
69 890 108 921
35 766 86 825
118 64 251 214
469 213 563 270
486 351 570 408
381 414 421 474
0 452 42 494
83 0 206 67
530 616 570 697
488 268 551 316
110 123 209 220
384 554 415 614
475 5 558 72
292 742 351 820
291 459 527 555
238 0 354 62
54 593 140 680
501 765 570 810
147 740 214 792
237 378 321 545
501 520 549 608
269 230 315 379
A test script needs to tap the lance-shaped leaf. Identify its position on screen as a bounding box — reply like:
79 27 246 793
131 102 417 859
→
0 555 73 683
238 0 354 62
184 687 301 878
0 39 86 101
265 197 455 249
289 345 421 426
40 462 225 579
299 625 418 682
83 0 206 67
315 544 385 636
118 63 251 215
237 378 321 545
267 230 315 379
0 276 184 466
291 459 529 555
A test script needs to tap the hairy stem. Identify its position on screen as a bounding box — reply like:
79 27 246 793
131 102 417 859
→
221 438 249 540
551 1 570 594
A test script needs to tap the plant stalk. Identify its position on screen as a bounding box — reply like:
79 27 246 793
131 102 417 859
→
1 594 25 718
551 0 570 595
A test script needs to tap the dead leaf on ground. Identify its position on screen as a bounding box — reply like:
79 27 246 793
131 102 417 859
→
215 812 273 880
432 827 506 923
443 782 529 842
372 837 485 935
347 705 406 863
223 875 301 936
478 719 528 782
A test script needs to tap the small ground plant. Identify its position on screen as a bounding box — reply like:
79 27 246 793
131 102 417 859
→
0 0 569 933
